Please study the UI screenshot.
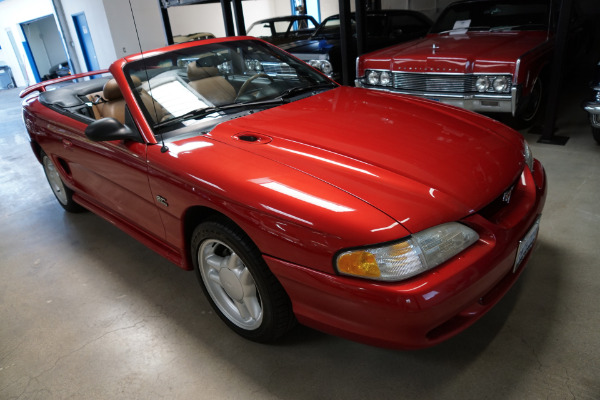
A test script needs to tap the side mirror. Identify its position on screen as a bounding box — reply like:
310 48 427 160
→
85 118 142 143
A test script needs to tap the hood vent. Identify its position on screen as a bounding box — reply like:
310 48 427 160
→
232 132 272 144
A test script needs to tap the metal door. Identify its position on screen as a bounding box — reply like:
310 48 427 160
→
72 13 100 72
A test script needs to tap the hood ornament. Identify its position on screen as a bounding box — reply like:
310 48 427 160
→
432 44 440 54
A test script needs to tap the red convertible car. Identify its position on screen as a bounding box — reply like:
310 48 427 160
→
356 0 572 125
20 37 546 349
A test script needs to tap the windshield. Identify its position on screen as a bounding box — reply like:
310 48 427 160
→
123 39 334 134
431 0 550 33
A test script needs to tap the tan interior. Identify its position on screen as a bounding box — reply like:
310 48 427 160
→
87 77 168 124
187 62 236 105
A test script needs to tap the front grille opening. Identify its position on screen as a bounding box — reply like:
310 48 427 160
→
477 178 519 222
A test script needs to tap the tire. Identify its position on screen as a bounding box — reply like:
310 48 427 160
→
41 151 85 213
515 76 544 127
593 127 600 145
191 219 296 342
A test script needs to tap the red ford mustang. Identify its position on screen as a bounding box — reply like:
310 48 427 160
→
20 37 546 349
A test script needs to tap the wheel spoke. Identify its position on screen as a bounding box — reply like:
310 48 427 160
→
207 269 221 285
226 252 242 271
243 294 262 320
234 300 251 320
239 267 255 287
204 253 224 270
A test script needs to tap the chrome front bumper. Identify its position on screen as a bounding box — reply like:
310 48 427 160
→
356 81 519 116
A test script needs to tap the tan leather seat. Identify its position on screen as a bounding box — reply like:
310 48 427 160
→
97 79 127 124
187 63 236 106
88 77 168 124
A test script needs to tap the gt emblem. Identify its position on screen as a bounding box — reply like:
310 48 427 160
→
502 187 514 204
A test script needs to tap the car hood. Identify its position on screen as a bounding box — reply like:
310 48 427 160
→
207 87 525 233
364 31 550 74
279 38 338 56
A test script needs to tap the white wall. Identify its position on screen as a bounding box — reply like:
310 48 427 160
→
60 0 116 72
105 0 167 55
168 3 228 38
0 0 56 86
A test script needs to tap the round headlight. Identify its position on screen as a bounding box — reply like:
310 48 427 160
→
319 60 333 75
475 76 489 92
380 71 392 86
245 59 256 70
493 76 508 92
308 60 320 68
367 70 380 85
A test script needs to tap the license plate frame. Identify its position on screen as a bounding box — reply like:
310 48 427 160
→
513 217 541 273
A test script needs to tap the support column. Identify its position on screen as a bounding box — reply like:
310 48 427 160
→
220 0 235 37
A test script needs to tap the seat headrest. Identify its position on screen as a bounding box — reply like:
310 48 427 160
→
102 77 143 101
187 62 219 81
103 79 123 101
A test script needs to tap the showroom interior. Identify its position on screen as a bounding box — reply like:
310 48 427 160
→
1 0 599 399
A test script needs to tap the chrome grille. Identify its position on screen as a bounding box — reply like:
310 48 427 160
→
393 73 477 93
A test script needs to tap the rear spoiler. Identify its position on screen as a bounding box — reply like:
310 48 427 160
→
19 69 110 98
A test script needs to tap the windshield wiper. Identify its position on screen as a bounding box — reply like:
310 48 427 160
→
154 98 287 130
276 82 338 100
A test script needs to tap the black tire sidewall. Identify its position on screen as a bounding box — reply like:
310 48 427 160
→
516 76 544 127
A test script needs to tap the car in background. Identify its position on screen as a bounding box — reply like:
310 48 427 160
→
42 61 71 81
279 10 432 82
584 59 600 144
247 15 318 45
356 0 584 126
20 36 545 349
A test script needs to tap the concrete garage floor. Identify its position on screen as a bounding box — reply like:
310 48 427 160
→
1 82 599 400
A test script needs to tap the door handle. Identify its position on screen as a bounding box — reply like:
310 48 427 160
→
62 139 73 148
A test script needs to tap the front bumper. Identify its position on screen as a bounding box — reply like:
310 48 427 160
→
267 159 547 349
356 81 519 116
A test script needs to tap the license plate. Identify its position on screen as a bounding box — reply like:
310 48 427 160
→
513 218 540 272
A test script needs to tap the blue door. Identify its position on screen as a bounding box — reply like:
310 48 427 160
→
72 13 100 72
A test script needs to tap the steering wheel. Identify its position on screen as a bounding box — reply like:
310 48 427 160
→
236 73 274 101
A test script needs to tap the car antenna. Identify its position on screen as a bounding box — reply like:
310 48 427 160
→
128 0 168 153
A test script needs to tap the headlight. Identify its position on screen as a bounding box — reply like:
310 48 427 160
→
474 75 511 93
365 70 392 86
336 222 479 282
245 59 262 71
380 71 392 86
320 60 333 75
475 76 489 92
367 70 380 85
309 60 333 76
493 76 508 92
523 141 534 171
